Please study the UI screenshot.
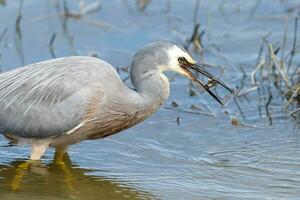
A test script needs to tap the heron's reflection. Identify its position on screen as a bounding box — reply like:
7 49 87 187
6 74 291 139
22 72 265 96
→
0 153 153 200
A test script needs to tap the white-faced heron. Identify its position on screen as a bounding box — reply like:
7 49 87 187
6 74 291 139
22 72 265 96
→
0 41 233 160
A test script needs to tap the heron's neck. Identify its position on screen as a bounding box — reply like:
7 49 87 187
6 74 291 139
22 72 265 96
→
132 70 170 112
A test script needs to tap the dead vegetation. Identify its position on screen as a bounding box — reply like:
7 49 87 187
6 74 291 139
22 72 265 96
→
252 18 299 119
180 1 300 125
232 16 300 123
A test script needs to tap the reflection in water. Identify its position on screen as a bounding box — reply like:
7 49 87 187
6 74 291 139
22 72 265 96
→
0 154 153 200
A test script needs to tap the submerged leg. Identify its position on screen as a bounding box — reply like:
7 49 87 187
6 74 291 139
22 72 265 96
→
54 146 74 191
54 146 68 164
12 140 49 190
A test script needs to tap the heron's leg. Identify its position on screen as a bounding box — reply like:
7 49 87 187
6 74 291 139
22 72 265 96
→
30 140 49 160
54 146 68 164
12 141 48 190
54 146 74 190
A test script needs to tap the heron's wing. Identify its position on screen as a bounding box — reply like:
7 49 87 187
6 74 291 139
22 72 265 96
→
0 56 111 138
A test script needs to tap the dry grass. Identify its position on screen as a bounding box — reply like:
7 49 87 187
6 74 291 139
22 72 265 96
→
248 17 300 119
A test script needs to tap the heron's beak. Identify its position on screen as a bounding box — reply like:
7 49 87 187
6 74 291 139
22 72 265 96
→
180 63 234 106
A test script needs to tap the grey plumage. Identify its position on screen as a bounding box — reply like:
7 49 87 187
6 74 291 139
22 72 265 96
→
130 42 171 87
0 41 233 160
0 56 118 138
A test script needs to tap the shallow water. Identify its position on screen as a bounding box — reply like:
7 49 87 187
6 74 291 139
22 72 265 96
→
0 0 300 199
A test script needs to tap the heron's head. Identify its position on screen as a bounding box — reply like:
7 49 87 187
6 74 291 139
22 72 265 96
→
131 41 234 105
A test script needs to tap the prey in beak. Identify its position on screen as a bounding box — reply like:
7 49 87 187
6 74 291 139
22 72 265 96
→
178 57 234 106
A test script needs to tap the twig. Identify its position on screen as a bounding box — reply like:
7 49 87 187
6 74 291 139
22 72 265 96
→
268 44 291 87
199 62 220 68
48 33 56 58
219 0 229 23
287 17 298 71
163 107 215 117
239 66 247 90
79 0 101 15
280 17 288 62
237 86 258 97
249 0 262 17
265 93 273 125
122 76 129 82
290 63 300 85
257 86 262 117
193 0 200 24
256 39 264 65
284 87 300 110
289 108 300 117
176 116 180 126
230 116 261 128
0 28 7 43
233 96 245 119
185 23 205 56
14 0 24 64
80 18 118 31
251 59 265 86
285 4 300 13
58 0 76 55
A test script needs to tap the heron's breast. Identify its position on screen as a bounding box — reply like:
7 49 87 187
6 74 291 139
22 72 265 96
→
50 86 158 146
80 100 157 140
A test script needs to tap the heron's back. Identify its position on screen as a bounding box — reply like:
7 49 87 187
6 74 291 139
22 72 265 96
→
0 56 123 139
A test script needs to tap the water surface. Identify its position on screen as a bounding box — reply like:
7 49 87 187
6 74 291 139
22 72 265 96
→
0 0 300 199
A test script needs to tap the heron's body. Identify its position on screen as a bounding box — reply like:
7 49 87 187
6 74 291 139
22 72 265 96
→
1 56 168 152
0 41 232 160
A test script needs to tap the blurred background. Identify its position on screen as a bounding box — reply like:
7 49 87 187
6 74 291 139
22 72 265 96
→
0 0 300 199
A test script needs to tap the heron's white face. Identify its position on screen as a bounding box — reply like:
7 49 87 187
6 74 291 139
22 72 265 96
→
157 44 234 106
158 45 196 75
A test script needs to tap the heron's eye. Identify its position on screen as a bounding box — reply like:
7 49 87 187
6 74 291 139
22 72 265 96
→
178 57 187 64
